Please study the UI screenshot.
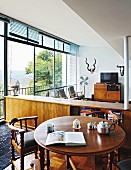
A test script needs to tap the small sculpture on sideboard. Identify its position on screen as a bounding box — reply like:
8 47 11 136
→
11 80 20 96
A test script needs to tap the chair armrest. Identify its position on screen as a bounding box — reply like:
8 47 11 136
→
8 116 38 153
18 116 38 121
85 111 96 117
18 116 38 128
76 91 83 94
8 124 25 133
69 93 76 98
8 124 25 146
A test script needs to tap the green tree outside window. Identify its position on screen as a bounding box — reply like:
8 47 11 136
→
25 50 62 95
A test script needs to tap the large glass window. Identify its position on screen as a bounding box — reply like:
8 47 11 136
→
67 54 77 90
64 43 70 53
55 52 62 87
0 21 4 118
8 41 34 95
9 20 27 41
55 52 67 96
0 15 79 119
55 40 63 51
0 21 4 35
43 35 54 48
1 15 79 100
28 28 39 43
9 20 39 43
35 48 54 97
0 36 4 93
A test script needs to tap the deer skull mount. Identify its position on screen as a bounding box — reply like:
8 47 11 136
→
85 58 96 74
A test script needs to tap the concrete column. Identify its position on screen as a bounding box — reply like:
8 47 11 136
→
124 36 129 109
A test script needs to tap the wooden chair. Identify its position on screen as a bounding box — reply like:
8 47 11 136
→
85 109 116 169
116 158 131 170
115 111 131 163
57 88 68 99
88 109 122 123
68 85 84 100
8 116 38 170
85 110 106 118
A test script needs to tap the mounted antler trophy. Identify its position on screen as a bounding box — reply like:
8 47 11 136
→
85 58 96 74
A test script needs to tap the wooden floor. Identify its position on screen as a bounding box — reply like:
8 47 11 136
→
4 152 119 170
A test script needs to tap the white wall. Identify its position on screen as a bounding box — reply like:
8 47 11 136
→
129 60 131 101
78 46 126 100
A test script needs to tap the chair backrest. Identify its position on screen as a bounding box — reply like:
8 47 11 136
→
68 86 75 94
117 158 131 170
68 86 76 97
8 116 38 170
58 88 67 99
9 116 38 145
85 111 106 118
9 116 38 131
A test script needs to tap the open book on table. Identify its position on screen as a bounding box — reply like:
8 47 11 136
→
45 131 86 146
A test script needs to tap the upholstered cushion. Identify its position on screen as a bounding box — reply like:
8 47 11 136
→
78 94 84 100
17 131 36 148
117 158 131 170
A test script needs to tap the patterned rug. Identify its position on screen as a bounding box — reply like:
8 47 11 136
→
0 123 11 170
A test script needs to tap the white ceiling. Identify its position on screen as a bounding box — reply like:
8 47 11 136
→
63 0 131 58
0 0 131 58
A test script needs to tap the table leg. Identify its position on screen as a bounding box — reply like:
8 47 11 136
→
92 155 107 170
91 156 96 170
39 146 45 170
109 152 113 170
66 155 71 170
46 150 50 170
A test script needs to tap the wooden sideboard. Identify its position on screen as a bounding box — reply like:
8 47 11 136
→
4 95 128 124
4 95 70 126
94 83 121 102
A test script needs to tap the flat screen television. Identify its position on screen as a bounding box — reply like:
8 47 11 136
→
100 72 118 84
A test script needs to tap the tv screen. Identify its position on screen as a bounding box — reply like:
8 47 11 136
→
100 72 118 84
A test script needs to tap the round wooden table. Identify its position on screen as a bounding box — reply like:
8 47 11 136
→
34 116 126 170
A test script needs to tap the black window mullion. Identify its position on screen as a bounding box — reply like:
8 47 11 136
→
42 35 43 46
27 27 29 42
4 22 8 97
54 40 56 97
65 54 67 94
34 46 35 95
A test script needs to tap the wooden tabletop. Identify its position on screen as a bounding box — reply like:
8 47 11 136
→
34 116 126 156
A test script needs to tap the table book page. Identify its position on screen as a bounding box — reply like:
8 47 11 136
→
45 131 86 146
45 131 65 145
64 132 86 146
